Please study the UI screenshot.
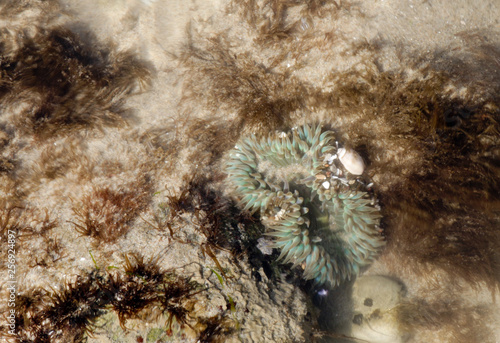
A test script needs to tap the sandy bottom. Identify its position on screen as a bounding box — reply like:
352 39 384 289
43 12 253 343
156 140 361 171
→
1 0 499 342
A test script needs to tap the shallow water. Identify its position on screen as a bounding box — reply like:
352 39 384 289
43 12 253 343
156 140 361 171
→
1 0 499 342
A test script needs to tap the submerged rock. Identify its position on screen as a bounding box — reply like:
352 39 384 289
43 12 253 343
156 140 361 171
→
349 276 406 343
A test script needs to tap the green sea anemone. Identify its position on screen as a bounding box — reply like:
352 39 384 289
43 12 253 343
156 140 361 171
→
226 124 385 288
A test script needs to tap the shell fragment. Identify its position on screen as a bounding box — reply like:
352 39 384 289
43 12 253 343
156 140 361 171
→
337 148 365 175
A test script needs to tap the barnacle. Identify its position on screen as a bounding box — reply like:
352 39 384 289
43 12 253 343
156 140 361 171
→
226 124 385 287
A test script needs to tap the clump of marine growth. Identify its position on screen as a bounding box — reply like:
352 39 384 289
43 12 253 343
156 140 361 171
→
226 124 385 288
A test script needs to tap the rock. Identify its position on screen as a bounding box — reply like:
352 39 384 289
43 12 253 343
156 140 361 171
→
349 276 406 343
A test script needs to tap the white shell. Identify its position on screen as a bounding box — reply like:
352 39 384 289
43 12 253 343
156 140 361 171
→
257 237 274 255
337 147 365 175
322 181 330 189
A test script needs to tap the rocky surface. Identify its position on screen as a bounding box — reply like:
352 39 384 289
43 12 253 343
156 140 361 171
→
1 0 499 342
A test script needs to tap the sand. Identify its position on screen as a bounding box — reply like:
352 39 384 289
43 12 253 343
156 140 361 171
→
0 0 499 342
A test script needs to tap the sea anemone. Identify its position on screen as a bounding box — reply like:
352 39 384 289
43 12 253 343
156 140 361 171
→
226 124 385 288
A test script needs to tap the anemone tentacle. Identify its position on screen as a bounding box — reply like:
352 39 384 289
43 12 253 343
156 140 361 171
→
226 124 385 288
